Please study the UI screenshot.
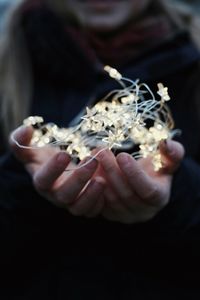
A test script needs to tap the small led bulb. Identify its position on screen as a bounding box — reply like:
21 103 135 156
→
104 65 122 80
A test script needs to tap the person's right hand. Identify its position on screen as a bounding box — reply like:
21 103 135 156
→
91 140 184 224
10 126 105 217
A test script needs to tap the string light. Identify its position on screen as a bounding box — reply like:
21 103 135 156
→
12 66 179 171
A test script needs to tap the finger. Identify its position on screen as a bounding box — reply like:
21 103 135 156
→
103 185 135 214
85 193 105 218
9 126 34 163
68 176 105 216
97 149 135 202
103 182 160 222
116 153 163 206
97 149 140 210
102 202 137 224
159 140 185 173
33 151 71 193
54 158 99 205
101 188 123 222
102 208 119 222
92 153 138 212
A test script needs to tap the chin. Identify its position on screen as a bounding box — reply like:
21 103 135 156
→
79 13 133 32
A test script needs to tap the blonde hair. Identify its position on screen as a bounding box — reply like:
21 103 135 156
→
0 0 199 144
0 0 32 140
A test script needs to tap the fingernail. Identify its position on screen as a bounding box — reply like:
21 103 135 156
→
117 153 130 166
57 152 69 163
159 139 167 148
81 156 98 169
159 139 173 153
14 125 27 136
12 125 33 144
163 139 167 145
165 139 173 153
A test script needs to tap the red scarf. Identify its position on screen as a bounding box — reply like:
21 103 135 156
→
86 15 173 67
20 0 173 68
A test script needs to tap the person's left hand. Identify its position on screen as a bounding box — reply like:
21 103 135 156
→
93 140 184 223
10 126 105 217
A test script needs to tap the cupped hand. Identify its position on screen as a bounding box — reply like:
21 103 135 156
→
95 140 185 223
10 126 105 217
9 126 184 223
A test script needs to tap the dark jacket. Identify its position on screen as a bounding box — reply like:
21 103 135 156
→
1 7 200 300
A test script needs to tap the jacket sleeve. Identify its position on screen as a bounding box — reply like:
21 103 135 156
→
1 151 200 253
0 152 63 265
147 156 200 236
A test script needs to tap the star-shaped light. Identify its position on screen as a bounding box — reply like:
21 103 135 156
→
157 83 170 102
19 66 175 171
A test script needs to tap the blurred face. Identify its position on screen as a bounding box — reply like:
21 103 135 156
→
64 0 152 31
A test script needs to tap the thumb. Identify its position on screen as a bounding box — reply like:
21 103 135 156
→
159 139 185 174
9 125 34 163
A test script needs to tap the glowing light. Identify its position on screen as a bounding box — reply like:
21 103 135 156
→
157 83 170 102
17 66 177 171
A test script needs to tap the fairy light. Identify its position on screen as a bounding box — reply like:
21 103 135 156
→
13 66 178 171
157 83 170 102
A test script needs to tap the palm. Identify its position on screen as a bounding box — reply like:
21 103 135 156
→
10 126 184 222
93 148 176 223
